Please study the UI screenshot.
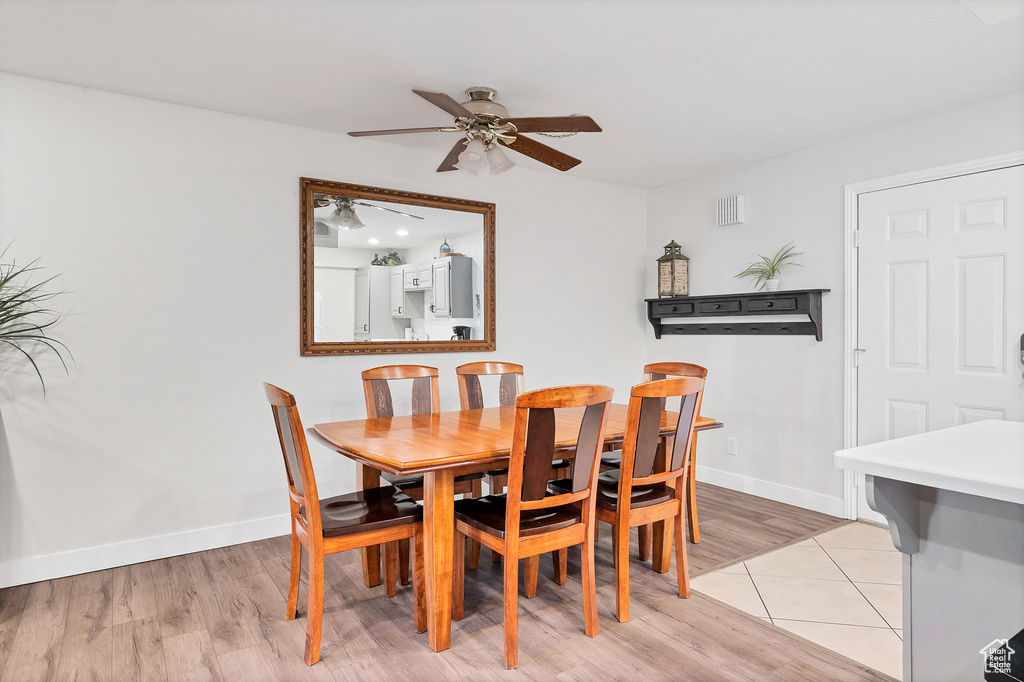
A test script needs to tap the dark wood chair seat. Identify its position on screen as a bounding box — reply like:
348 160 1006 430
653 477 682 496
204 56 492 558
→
482 457 571 479
454 494 582 538
551 472 674 511
312 486 422 537
381 470 484 493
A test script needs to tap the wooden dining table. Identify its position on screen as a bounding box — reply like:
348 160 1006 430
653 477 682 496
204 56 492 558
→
311 404 721 653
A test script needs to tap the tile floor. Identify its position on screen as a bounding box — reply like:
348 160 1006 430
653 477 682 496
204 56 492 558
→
691 521 904 680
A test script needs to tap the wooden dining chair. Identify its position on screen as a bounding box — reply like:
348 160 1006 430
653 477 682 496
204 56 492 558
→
601 362 709 558
362 365 484 577
451 384 613 669
455 362 571 573
566 376 704 623
264 383 425 665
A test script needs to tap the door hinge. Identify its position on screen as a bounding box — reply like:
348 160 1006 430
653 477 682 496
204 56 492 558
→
854 347 866 366
853 229 860 248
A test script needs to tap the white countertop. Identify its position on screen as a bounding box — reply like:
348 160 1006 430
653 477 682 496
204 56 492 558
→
834 420 1024 505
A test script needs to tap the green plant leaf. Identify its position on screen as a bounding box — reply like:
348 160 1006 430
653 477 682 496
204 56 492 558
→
0 245 72 395
735 241 803 288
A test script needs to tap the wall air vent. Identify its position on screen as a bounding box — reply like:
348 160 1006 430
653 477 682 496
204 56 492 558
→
313 221 338 248
716 195 745 226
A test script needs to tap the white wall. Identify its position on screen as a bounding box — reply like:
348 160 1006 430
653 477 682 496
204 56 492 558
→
646 91 1024 515
0 73 648 586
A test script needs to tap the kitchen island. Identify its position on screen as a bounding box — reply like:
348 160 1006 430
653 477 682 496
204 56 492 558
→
835 420 1024 682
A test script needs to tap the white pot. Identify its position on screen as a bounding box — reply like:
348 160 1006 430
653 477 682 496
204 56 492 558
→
764 279 780 291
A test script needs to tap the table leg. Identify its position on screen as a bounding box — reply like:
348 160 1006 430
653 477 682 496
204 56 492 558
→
687 436 700 544
424 469 454 652
359 463 382 587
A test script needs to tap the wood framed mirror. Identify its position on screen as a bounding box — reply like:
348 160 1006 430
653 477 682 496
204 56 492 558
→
300 178 495 355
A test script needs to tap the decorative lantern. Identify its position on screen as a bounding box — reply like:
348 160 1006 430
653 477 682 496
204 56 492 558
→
657 240 689 297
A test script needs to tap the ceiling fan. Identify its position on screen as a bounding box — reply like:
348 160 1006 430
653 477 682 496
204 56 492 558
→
314 195 424 230
348 87 602 173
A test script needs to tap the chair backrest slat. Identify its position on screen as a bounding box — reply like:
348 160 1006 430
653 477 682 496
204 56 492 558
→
631 396 666 479
570 402 607 493
498 373 519 407
368 379 395 418
456 362 524 410
522 407 556 501
362 365 440 419
669 391 701 471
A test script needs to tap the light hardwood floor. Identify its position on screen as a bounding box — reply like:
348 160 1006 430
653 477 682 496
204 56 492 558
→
0 484 893 681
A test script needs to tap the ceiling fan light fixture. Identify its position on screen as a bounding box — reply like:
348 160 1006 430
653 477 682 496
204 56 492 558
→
332 204 365 230
455 138 488 173
486 144 514 175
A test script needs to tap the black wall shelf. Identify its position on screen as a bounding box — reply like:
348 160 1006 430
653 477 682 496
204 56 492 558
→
646 289 830 341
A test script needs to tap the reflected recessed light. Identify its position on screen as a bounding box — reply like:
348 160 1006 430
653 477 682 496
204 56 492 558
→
396 229 409 236
367 238 380 245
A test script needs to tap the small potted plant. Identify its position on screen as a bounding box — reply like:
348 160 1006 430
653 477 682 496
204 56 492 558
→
0 247 70 393
735 242 802 291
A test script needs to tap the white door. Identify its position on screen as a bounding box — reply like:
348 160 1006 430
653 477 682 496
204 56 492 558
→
354 267 369 340
856 164 1024 520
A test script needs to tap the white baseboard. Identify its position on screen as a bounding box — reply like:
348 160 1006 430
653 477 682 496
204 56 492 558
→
0 514 291 588
695 465 845 518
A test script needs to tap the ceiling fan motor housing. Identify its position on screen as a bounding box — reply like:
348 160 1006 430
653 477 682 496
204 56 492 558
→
461 86 508 119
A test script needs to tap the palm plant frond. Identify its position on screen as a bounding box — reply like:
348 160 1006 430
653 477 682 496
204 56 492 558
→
735 242 803 289
0 246 71 394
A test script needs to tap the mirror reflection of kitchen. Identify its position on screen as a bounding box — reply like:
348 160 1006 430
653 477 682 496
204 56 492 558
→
312 193 485 343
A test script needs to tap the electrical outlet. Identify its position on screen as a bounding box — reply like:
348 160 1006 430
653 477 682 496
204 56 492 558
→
726 437 737 456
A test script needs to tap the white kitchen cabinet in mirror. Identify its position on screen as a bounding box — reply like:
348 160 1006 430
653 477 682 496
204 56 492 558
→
300 178 495 355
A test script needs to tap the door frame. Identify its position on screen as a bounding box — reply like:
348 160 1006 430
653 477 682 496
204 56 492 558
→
842 150 1024 520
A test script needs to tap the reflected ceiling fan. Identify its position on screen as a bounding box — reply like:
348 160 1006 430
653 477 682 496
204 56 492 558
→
348 87 602 174
314 195 424 230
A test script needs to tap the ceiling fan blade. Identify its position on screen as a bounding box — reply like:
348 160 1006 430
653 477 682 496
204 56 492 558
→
413 89 477 120
436 138 466 172
500 134 581 172
352 201 425 220
502 116 602 133
348 126 449 137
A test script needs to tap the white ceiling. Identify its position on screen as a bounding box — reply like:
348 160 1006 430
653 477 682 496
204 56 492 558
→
1 0 1022 188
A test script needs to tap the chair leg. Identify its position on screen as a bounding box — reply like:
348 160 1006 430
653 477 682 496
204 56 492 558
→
452 531 465 621
304 550 324 665
524 555 539 598
638 524 651 561
581 530 599 638
398 538 411 586
610 525 618 570
675 508 691 598
688 440 700 543
552 548 567 585
614 521 630 623
503 546 519 669
413 523 426 633
384 541 398 598
286 529 301 620
652 518 673 574
468 480 482 570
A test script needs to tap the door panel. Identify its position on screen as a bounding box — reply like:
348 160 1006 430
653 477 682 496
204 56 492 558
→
857 164 1024 521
